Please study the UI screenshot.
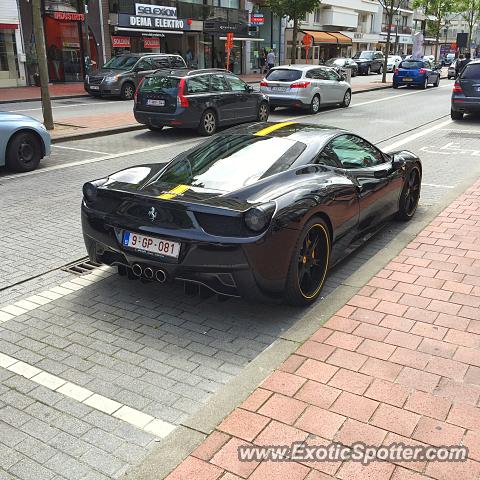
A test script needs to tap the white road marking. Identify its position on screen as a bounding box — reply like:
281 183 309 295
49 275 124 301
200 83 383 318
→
0 351 176 438
53 145 110 155
423 183 454 189
0 138 199 181
5 100 118 113
383 119 453 152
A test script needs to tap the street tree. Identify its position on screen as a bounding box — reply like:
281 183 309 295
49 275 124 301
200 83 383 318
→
454 0 480 49
378 0 407 83
413 0 455 60
32 0 54 130
266 0 321 63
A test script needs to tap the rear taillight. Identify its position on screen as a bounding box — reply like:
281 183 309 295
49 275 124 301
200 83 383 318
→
394 68 399 74
134 78 145 104
290 81 311 89
177 78 189 108
260 81 268 87
453 82 463 93
418 69 427 74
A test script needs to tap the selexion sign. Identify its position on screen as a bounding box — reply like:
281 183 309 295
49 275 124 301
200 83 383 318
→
135 3 177 19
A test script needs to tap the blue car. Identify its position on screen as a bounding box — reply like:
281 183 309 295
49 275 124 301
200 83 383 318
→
0 112 51 172
393 60 441 89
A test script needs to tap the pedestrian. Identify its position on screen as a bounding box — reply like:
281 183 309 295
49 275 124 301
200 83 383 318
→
456 52 471 76
455 54 464 76
266 49 275 71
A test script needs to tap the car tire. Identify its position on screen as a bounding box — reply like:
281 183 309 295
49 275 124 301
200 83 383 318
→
396 166 421 221
366 66 371 75
309 94 320 114
341 90 351 108
451 109 463 120
378 65 383 75
120 82 135 100
198 109 217 136
422 78 428 89
351 69 357 77
6 131 42 172
393 83 399 89
285 218 331 306
257 101 269 122
148 125 164 132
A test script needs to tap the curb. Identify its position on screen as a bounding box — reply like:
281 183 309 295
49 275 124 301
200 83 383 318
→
0 93 89 105
122 147 480 480
51 124 146 144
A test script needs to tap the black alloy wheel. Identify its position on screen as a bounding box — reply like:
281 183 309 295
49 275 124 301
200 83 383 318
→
6 132 41 172
285 218 330 306
397 167 421 220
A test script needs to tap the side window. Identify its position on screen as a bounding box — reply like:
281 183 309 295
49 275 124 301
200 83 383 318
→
151 57 170 69
316 145 340 167
210 74 230 92
374 53 383 60
170 56 186 68
225 74 248 92
187 75 210 94
329 135 385 169
136 58 153 71
325 69 340 81
312 69 328 80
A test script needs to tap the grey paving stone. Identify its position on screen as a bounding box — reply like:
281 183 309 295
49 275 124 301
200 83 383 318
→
0 391 35 411
47 432 91 459
81 429 123 454
0 469 14 480
44 453 91 480
0 406 32 428
24 403 60 424
8 457 55 480
51 414 91 437
20 418 62 443
114 442 150 465
0 443 23 470
112 424 155 448
53 398 93 419
193 365 233 384
15 436 57 464
82 411 123 434
27 387 64 407
80 448 125 477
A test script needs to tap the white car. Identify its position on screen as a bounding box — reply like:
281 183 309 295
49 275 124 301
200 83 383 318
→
423 55 435 63
387 55 402 72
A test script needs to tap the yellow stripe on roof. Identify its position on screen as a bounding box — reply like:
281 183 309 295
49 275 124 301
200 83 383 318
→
158 184 190 199
254 121 297 137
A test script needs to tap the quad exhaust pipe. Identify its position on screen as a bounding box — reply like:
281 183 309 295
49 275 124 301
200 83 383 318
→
131 264 167 283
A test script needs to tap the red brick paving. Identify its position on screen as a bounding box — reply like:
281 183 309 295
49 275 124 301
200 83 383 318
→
165 181 480 479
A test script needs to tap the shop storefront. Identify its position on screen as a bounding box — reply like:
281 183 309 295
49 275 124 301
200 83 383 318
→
0 0 27 88
109 2 204 68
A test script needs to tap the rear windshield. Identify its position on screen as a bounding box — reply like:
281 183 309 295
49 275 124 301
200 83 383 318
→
326 58 345 67
266 69 302 82
103 56 137 70
461 64 480 80
354 52 373 59
399 61 424 69
140 76 180 93
154 135 306 192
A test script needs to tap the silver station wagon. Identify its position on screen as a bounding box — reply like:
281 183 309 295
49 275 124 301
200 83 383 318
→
260 64 352 113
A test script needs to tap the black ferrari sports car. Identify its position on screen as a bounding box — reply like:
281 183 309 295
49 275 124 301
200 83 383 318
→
81 122 422 306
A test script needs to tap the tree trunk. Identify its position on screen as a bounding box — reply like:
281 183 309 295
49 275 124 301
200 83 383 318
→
32 0 54 130
382 10 393 83
83 0 92 76
291 17 298 64
434 21 440 60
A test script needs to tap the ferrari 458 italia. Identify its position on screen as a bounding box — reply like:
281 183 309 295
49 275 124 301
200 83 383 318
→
81 122 422 306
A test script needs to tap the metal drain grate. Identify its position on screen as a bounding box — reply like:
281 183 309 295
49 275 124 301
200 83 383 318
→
62 258 102 275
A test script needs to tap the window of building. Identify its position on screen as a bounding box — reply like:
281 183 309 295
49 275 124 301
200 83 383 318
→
314 8 321 23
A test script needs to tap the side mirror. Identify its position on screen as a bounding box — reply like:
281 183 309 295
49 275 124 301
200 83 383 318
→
391 153 407 170
246 85 254 93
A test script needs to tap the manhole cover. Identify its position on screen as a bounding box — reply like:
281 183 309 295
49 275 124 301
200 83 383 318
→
62 258 101 275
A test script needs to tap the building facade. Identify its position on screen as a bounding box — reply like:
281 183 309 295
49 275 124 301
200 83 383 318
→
1 0 27 87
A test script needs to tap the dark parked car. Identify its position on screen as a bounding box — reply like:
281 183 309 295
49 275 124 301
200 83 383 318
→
84 53 187 100
325 58 358 77
134 69 269 135
393 60 441 89
81 122 422 306
451 60 480 120
353 51 385 75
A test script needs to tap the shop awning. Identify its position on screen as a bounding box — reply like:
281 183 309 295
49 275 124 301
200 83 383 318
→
303 30 352 45
328 32 352 45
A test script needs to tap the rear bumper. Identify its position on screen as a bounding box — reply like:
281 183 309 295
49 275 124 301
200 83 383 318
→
81 204 295 300
393 76 426 86
451 97 480 113
134 107 199 128
262 93 310 108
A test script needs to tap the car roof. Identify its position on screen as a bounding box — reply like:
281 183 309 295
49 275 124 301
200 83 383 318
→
116 53 181 58
271 64 320 70
149 68 233 77
221 122 345 145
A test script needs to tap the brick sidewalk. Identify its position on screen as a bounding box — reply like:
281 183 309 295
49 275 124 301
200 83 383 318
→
165 179 480 480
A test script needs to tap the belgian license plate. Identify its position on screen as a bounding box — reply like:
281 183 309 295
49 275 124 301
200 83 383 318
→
147 99 165 106
123 231 180 259
272 87 287 92
403 78 413 82
477 87 480 92
90 85 100 90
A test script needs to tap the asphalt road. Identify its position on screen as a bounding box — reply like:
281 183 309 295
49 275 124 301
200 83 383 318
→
1 82 480 480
